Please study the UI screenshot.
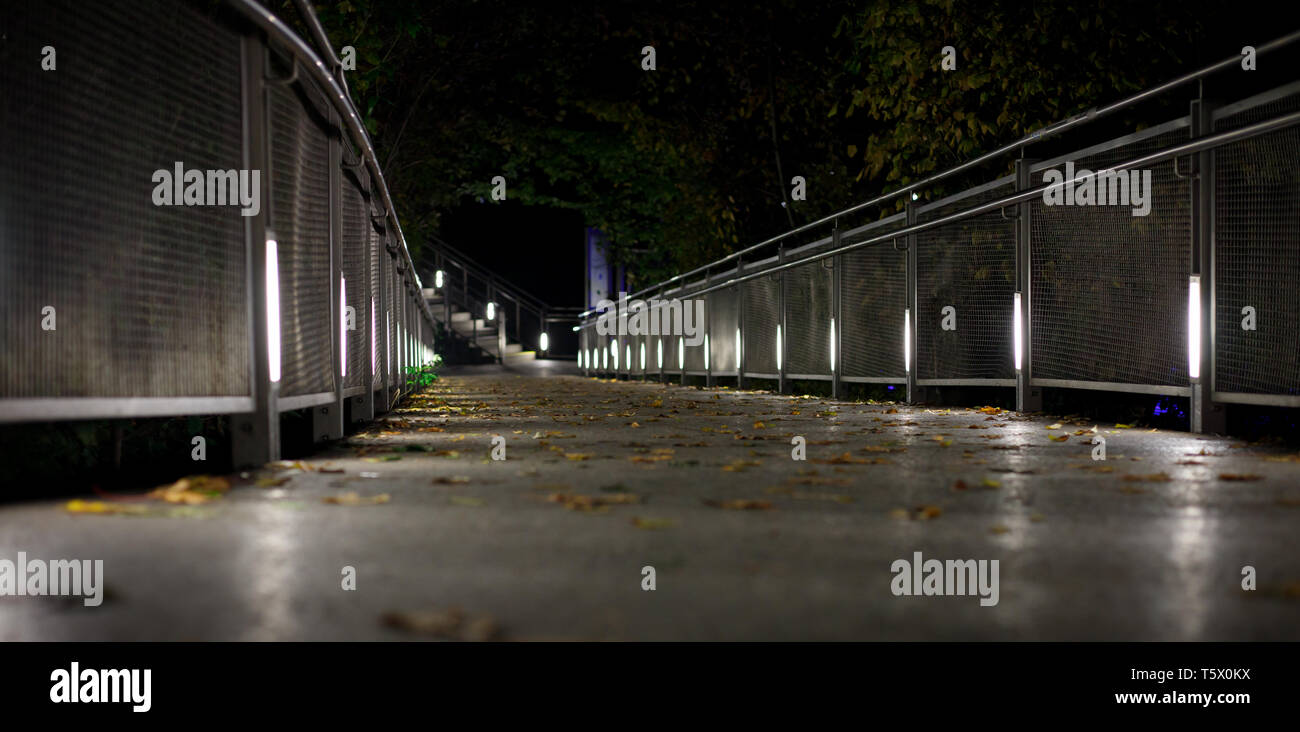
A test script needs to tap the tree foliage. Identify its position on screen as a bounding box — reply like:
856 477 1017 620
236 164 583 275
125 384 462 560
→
290 0 1203 288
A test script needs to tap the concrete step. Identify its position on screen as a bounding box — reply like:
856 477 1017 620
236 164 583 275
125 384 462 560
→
503 350 536 362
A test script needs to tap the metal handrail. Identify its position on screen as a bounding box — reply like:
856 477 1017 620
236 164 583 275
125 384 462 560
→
226 0 430 320
583 28 1300 315
427 236 551 310
622 108 1300 303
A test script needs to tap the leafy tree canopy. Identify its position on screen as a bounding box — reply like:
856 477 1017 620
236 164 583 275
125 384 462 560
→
288 0 1203 288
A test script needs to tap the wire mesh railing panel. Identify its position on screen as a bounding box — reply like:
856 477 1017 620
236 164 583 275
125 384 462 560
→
661 315 681 373
841 215 908 379
743 272 781 375
270 80 334 398
341 180 370 390
683 292 708 372
709 287 739 373
916 180 1015 382
389 259 399 385
1030 123 1191 387
1213 90 1300 398
785 259 832 375
0 0 249 400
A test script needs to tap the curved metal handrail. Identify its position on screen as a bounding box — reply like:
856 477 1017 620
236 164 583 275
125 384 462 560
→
225 0 429 320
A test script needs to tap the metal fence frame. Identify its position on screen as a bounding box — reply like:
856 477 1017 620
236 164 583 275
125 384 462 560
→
579 41 1300 433
0 0 439 466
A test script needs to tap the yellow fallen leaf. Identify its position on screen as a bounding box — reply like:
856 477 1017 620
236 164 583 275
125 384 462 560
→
630 517 675 530
64 500 148 516
324 492 391 506
148 475 231 505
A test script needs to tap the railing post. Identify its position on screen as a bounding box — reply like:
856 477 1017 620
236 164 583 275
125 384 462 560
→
831 221 843 400
778 243 788 395
905 201 923 405
1191 98 1225 433
316 108 345 443
232 34 280 467
1015 156 1042 413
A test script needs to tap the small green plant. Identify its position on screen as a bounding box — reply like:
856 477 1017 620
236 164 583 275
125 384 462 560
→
404 354 443 390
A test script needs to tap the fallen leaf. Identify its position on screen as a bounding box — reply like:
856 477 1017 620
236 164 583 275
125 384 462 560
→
148 475 231 505
630 517 675 530
703 499 773 510
915 505 942 520
382 608 499 641
324 492 391 506
64 500 148 516
1218 473 1264 482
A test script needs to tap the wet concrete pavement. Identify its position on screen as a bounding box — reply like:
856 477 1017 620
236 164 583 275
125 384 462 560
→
2 364 1298 640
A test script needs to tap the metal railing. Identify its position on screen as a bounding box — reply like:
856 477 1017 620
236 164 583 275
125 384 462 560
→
579 36 1300 432
0 0 439 465
423 237 583 358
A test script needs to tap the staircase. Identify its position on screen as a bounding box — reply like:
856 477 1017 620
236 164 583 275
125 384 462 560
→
424 288 536 364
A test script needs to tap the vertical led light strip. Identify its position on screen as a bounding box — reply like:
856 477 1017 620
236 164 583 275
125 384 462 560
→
1188 275 1201 380
704 334 710 370
266 238 281 383
340 275 348 378
904 308 911 373
540 332 549 352
1013 292 1023 372
371 297 377 375
678 336 684 370
657 338 663 369
640 343 646 370
776 325 783 371
830 318 836 372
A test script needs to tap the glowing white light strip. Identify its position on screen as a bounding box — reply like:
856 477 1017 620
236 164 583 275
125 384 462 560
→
1188 276 1201 380
266 239 281 383
340 275 347 378
904 308 911 373
1013 292 1023 372
830 318 836 372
